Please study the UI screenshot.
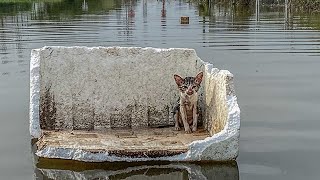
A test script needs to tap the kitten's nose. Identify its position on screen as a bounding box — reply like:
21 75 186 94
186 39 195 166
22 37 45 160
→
187 89 193 95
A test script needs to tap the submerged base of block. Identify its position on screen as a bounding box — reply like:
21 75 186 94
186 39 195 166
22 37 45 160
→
36 127 210 159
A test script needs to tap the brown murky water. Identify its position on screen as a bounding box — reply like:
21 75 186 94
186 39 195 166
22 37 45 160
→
1 0 320 179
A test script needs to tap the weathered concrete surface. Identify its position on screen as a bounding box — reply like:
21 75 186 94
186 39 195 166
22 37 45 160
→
30 46 240 162
32 46 203 132
36 127 210 158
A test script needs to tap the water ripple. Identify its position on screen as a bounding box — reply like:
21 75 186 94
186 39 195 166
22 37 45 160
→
0 0 320 77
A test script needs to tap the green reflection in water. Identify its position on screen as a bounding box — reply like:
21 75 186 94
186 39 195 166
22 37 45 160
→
0 1 32 15
297 14 320 29
1 0 320 28
0 0 122 20
195 0 320 30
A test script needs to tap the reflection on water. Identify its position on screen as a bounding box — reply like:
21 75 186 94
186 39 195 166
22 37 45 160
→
0 0 319 65
35 159 239 180
1 1 320 56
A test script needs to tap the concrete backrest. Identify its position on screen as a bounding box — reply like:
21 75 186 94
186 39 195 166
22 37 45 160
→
30 47 205 132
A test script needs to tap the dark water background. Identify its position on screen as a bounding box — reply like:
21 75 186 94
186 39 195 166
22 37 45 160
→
0 0 320 179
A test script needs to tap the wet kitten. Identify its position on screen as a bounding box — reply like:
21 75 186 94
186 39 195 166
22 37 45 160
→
172 72 203 133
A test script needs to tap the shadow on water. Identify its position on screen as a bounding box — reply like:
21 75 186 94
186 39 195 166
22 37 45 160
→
34 158 239 180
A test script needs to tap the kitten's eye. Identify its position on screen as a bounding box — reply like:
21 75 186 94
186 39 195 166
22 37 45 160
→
192 85 197 89
182 86 188 89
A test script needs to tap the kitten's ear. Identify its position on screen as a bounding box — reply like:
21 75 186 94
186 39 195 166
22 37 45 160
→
174 74 184 86
195 72 203 85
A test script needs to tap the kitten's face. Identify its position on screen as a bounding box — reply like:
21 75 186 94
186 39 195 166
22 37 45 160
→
174 72 203 96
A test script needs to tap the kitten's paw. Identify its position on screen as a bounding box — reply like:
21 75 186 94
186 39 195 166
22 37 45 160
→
175 126 181 131
185 128 192 134
192 126 197 132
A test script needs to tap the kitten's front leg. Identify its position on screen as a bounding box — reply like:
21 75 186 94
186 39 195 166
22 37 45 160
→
192 103 198 132
180 105 191 133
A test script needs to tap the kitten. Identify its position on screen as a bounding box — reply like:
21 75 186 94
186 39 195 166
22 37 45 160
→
172 72 203 133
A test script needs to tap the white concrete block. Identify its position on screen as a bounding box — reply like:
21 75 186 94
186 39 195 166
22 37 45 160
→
30 46 240 162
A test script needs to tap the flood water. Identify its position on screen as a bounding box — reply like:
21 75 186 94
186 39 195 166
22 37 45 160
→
1 0 320 179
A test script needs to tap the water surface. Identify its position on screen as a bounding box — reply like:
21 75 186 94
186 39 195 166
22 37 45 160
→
0 0 320 179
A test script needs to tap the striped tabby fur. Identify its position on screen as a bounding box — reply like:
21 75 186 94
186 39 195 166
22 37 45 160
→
173 72 203 133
